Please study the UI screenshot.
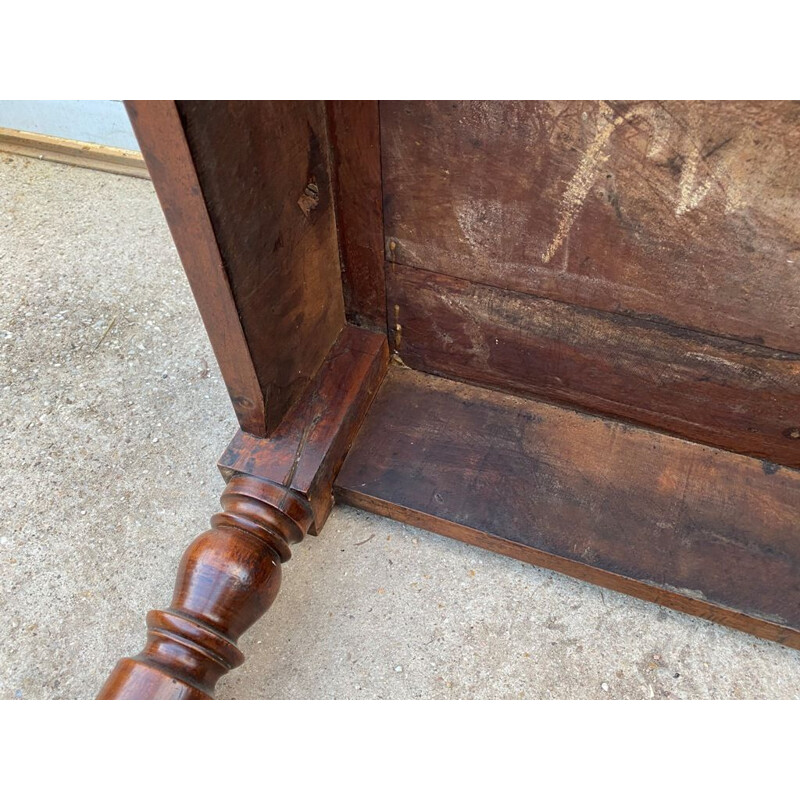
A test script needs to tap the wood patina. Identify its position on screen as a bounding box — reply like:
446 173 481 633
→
99 101 800 699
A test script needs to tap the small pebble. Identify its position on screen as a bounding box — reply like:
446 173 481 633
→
601 682 609 692
395 665 403 673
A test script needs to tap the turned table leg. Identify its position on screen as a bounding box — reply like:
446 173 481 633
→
97 327 388 699
98 475 314 699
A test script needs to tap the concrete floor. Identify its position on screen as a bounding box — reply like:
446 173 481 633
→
1 153 799 700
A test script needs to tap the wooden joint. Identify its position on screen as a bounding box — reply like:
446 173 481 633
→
98 327 387 699
218 325 389 531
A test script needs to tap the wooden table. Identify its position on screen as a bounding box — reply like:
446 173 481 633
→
98 101 800 699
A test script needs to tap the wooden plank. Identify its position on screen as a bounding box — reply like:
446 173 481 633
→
177 101 346 434
336 367 800 648
326 101 387 330
381 101 800 354
388 262 800 467
0 127 149 180
125 101 267 435
219 326 389 530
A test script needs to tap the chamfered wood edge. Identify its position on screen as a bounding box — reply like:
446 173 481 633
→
0 126 150 180
334 487 800 651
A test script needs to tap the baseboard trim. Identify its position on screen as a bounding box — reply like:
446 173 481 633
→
0 127 149 180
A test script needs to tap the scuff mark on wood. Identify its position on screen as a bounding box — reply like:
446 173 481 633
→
542 101 625 263
675 146 712 216
394 303 402 348
297 179 319 218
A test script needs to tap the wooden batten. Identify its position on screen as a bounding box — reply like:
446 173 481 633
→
379 100 800 467
387 262 800 467
0 126 149 179
326 101 387 331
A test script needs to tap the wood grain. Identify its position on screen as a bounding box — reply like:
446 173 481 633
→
177 101 346 434
0 126 149 180
381 101 800 353
98 475 314 699
326 101 387 330
125 101 267 435
336 367 800 648
219 325 389 530
388 262 800 467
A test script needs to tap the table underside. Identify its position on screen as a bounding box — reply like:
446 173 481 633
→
100 101 800 699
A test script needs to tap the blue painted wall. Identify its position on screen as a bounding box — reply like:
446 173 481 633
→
0 100 139 151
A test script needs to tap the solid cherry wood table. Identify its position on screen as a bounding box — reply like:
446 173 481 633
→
98 101 800 699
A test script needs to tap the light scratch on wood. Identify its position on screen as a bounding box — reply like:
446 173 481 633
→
542 102 626 264
675 146 712 216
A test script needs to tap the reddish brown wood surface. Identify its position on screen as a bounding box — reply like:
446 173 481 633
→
177 101 346 434
326 101 387 330
98 476 315 699
125 101 267 435
336 367 800 648
388 262 800 467
381 101 800 353
219 325 389 529
99 325 387 699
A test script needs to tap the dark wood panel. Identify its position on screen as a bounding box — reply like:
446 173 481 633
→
388 262 800 467
326 101 386 330
336 367 800 648
178 101 345 434
381 101 800 353
219 326 389 531
125 101 267 435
